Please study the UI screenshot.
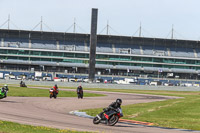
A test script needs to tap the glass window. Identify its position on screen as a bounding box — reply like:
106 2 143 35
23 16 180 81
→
163 59 174 63
142 64 152 67
8 56 18 60
0 49 7 54
0 56 6 59
52 59 62 62
40 51 51 56
97 54 108 59
119 62 131 66
175 59 186 64
153 64 162 67
30 57 41 61
141 57 152 62
18 50 29 55
64 53 74 57
31 51 41 56
7 50 18 54
196 60 200 65
96 61 107 64
174 66 189 69
41 58 51 61
131 57 141 61
18 57 28 60
52 52 63 57
75 54 87 58
186 60 195 64
153 58 163 63
119 56 131 61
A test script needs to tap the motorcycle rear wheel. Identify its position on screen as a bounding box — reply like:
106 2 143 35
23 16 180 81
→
107 115 119 126
93 117 100 124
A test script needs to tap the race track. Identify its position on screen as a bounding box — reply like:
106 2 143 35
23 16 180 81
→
0 89 194 133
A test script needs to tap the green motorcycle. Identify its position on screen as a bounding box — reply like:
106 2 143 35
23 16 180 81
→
0 90 7 99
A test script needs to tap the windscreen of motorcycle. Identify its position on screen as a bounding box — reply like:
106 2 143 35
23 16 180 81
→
119 108 123 117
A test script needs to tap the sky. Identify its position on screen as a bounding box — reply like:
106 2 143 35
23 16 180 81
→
0 0 200 40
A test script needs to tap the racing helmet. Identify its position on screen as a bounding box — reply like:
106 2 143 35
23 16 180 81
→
4 84 8 87
55 84 57 88
116 98 122 105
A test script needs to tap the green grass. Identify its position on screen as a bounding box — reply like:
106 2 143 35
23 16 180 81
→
0 120 90 133
7 86 104 97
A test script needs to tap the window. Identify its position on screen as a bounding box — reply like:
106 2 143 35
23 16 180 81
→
7 50 18 54
0 49 7 54
31 51 40 56
52 52 63 57
76 54 87 58
64 53 74 57
153 58 163 63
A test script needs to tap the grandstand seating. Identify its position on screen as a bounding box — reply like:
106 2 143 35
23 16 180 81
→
1 38 197 60
96 43 113 53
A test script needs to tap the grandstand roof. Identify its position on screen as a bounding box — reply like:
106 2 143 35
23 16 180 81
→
0 29 199 48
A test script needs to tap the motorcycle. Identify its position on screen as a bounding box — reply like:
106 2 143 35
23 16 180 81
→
93 107 123 126
20 82 27 87
49 88 57 99
0 89 8 99
77 90 83 99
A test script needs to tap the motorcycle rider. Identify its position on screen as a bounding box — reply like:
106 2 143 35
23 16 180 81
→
108 98 122 110
77 85 83 99
20 80 25 87
53 84 59 95
1 84 9 97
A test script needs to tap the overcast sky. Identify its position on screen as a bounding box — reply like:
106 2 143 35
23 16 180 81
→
0 0 200 40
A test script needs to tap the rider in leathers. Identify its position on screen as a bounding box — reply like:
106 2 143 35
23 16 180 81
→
53 84 59 95
77 85 83 99
108 99 122 110
1 84 9 98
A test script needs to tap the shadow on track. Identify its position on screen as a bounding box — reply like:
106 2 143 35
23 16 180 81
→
115 125 135 128
0 100 21 103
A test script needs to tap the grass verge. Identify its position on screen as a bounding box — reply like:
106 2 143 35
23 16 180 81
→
0 120 90 133
7 86 104 97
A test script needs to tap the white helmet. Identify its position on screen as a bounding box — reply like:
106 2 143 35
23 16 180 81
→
4 84 8 87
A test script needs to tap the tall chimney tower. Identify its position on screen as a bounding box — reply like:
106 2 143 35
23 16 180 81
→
89 8 98 82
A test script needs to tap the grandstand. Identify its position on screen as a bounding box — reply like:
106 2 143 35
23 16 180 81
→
0 29 200 79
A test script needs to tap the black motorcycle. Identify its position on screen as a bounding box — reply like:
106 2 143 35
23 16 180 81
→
20 82 27 87
77 90 83 99
93 107 123 126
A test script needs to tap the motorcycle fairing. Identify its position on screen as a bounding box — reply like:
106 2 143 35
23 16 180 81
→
104 110 117 119
104 113 109 119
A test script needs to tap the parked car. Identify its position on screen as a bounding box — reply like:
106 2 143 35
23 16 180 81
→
150 81 162 86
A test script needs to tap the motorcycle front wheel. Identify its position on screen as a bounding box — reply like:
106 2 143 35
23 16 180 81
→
107 115 119 126
93 116 100 124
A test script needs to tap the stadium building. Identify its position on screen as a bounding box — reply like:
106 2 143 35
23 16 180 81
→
0 29 200 79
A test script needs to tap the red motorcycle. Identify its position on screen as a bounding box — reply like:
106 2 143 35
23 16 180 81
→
93 107 123 126
49 88 57 99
